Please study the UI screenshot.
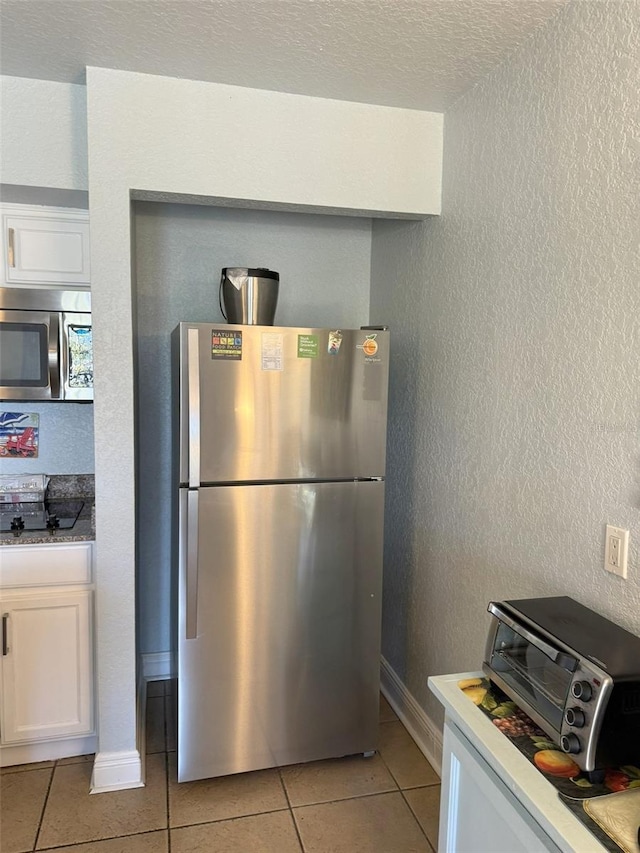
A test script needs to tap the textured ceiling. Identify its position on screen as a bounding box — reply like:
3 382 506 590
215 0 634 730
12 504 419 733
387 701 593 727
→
0 0 568 110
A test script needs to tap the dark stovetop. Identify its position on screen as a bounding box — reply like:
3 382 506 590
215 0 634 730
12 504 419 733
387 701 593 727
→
0 499 85 534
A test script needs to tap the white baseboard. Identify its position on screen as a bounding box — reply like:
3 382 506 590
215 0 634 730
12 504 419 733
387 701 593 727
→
140 651 172 681
1 735 97 767
380 655 443 777
90 750 144 794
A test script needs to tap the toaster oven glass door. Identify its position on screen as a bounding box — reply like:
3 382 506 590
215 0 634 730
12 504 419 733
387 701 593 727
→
490 622 577 731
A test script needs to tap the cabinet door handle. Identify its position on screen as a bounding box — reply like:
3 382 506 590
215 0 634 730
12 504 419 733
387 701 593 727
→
2 613 8 655
7 228 16 267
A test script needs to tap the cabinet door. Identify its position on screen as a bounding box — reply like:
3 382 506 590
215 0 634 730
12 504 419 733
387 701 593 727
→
3 214 90 285
439 721 562 853
0 590 93 744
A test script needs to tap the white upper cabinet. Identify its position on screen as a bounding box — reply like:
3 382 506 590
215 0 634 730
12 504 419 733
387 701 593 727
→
1 204 90 287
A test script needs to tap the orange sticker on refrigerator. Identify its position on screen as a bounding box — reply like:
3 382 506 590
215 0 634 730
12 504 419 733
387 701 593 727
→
357 334 380 362
212 330 242 360
363 338 378 356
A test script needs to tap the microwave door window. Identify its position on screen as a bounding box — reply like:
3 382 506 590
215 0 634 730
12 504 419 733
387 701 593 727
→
67 324 93 388
492 622 573 731
0 322 48 386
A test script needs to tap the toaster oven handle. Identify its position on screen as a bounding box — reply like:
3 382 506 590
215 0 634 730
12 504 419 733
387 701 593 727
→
488 602 578 672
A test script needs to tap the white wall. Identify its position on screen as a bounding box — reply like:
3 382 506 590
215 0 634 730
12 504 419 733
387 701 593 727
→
87 68 442 216
134 201 373 656
0 77 87 190
370 0 640 727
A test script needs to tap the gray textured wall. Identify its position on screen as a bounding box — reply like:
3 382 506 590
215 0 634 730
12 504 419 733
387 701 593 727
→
134 202 372 655
370 0 640 726
0 402 94 476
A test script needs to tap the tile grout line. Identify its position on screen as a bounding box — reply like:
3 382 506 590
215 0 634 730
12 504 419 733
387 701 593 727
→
276 767 306 852
374 738 403 789
161 682 171 852
375 729 440 850
162 686 171 852
0 763 55 776
165 750 172 853
289 786 412 810
377 718 441 789
32 758 56 851
169 806 295 832
399 786 436 851
36 828 171 852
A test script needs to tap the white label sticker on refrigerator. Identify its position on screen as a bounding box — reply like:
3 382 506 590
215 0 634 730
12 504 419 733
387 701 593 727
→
261 333 284 371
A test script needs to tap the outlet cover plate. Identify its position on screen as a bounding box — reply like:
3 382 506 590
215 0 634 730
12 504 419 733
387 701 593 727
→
604 524 629 579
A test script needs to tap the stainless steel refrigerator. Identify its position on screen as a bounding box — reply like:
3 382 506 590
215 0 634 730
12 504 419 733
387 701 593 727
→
173 322 389 782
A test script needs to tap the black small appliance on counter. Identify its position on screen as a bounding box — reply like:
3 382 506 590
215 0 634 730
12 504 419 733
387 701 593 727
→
484 596 640 776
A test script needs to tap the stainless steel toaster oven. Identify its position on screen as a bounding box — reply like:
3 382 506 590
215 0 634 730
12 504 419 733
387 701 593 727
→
483 596 640 775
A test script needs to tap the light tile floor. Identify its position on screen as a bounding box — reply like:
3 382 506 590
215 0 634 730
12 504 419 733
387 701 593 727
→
1 683 440 853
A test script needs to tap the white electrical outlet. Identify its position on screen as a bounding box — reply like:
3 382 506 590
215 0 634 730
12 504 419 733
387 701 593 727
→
604 524 629 579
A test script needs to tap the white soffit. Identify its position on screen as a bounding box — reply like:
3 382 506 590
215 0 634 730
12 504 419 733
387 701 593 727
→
0 0 568 111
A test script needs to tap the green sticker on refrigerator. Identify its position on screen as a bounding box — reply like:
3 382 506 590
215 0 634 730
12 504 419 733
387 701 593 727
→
211 330 242 360
297 334 319 358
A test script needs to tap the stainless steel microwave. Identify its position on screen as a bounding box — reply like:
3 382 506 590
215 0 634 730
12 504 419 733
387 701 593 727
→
484 596 640 775
0 288 93 402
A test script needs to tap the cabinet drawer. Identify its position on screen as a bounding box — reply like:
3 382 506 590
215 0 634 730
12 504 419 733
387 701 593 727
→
0 543 93 588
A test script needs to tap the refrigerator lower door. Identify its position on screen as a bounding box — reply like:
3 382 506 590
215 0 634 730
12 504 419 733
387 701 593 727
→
177 479 384 782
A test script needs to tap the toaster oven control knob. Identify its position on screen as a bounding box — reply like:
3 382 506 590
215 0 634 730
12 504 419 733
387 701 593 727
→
565 707 586 727
571 680 593 702
560 733 581 754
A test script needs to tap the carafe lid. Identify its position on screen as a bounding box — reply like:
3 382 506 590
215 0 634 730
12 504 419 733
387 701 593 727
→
221 267 279 281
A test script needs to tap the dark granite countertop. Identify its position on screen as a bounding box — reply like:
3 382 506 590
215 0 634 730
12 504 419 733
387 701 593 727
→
0 474 95 546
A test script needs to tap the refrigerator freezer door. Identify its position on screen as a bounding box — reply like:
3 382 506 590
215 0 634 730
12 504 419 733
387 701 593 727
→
178 324 389 485
177 479 384 782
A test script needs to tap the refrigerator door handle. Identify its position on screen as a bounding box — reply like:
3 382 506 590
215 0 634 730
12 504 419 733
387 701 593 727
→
187 327 201 488
186 489 199 639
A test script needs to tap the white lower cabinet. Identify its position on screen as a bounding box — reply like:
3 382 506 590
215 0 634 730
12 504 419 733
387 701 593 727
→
1 589 93 743
439 721 562 853
0 542 96 765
